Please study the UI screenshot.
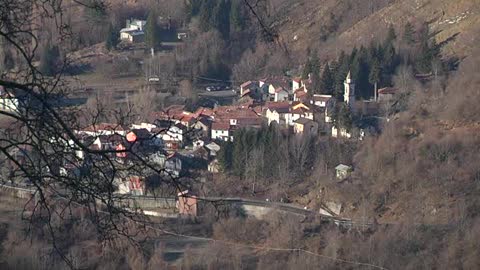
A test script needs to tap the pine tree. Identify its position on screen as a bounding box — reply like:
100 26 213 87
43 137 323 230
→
334 51 350 99
218 141 233 172
302 58 312 79
385 24 397 45
319 63 334 95
232 129 246 177
415 23 440 74
230 0 244 33
369 59 381 101
198 0 213 32
403 22 416 45
39 43 60 76
332 103 353 131
105 23 118 51
145 11 160 49
212 0 230 39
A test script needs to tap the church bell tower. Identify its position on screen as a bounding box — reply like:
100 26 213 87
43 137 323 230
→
344 71 355 112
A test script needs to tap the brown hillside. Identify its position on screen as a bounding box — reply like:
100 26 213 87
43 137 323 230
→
273 0 480 61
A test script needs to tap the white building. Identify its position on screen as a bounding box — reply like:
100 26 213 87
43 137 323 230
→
332 126 352 138
120 19 146 43
311 94 333 108
344 71 355 112
211 121 230 141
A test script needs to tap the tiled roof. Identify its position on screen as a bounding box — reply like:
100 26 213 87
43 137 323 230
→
211 120 230 130
378 87 397 95
312 94 333 102
294 117 313 125
240 80 257 88
295 90 307 98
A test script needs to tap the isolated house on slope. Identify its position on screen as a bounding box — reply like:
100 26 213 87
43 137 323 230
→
120 19 146 43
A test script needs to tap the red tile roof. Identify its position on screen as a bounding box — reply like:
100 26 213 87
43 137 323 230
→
378 87 397 95
312 94 333 102
292 77 302 83
294 117 313 125
241 89 251 97
295 90 307 98
211 120 230 130
265 101 290 111
240 80 257 88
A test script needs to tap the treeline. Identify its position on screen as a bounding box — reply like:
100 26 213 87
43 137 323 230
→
185 0 248 40
306 23 442 100
217 125 356 189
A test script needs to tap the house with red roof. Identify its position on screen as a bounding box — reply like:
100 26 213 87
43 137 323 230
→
377 87 397 102
211 120 231 141
240 80 259 97
293 86 308 102
311 94 334 108
265 102 313 127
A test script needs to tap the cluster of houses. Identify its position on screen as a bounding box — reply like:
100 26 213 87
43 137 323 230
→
236 72 396 139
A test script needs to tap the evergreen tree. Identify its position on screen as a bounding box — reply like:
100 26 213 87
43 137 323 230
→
0 36 14 72
105 23 118 51
332 103 353 131
350 46 371 99
381 42 396 83
415 23 440 74
302 58 312 79
310 50 320 76
369 59 381 100
39 43 60 76
218 141 233 171
230 0 245 33
198 0 214 32
212 0 231 39
385 24 397 45
145 11 160 49
403 22 416 45
185 0 203 19
232 129 246 177
319 63 335 95
302 50 320 80
334 51 350 100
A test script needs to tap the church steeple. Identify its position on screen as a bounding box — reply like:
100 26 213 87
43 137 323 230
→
344 71 355 111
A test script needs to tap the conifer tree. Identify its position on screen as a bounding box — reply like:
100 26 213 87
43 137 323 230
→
369 59 381 100
232 129 246 177
145 11 160 49
105 23 118 51
39 43 60 76
302 59 312 79
319 63 335 95
403 22 416 45
385 24 397 45
218 141 233 171
198 0 213 32
230 0 244 33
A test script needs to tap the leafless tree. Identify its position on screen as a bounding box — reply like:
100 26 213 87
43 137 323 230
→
0 0 188 267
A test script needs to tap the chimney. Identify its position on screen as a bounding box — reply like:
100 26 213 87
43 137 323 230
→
126 19 130 28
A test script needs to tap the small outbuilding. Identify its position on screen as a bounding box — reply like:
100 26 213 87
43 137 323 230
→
335 164 352 180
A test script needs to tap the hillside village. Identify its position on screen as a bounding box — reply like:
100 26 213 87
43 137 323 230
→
2 0 480 268
21 66 394 203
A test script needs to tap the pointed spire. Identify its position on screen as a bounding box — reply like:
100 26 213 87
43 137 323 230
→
346 71 351 81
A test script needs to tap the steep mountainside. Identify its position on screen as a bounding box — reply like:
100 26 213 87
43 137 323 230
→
272 0 479 61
